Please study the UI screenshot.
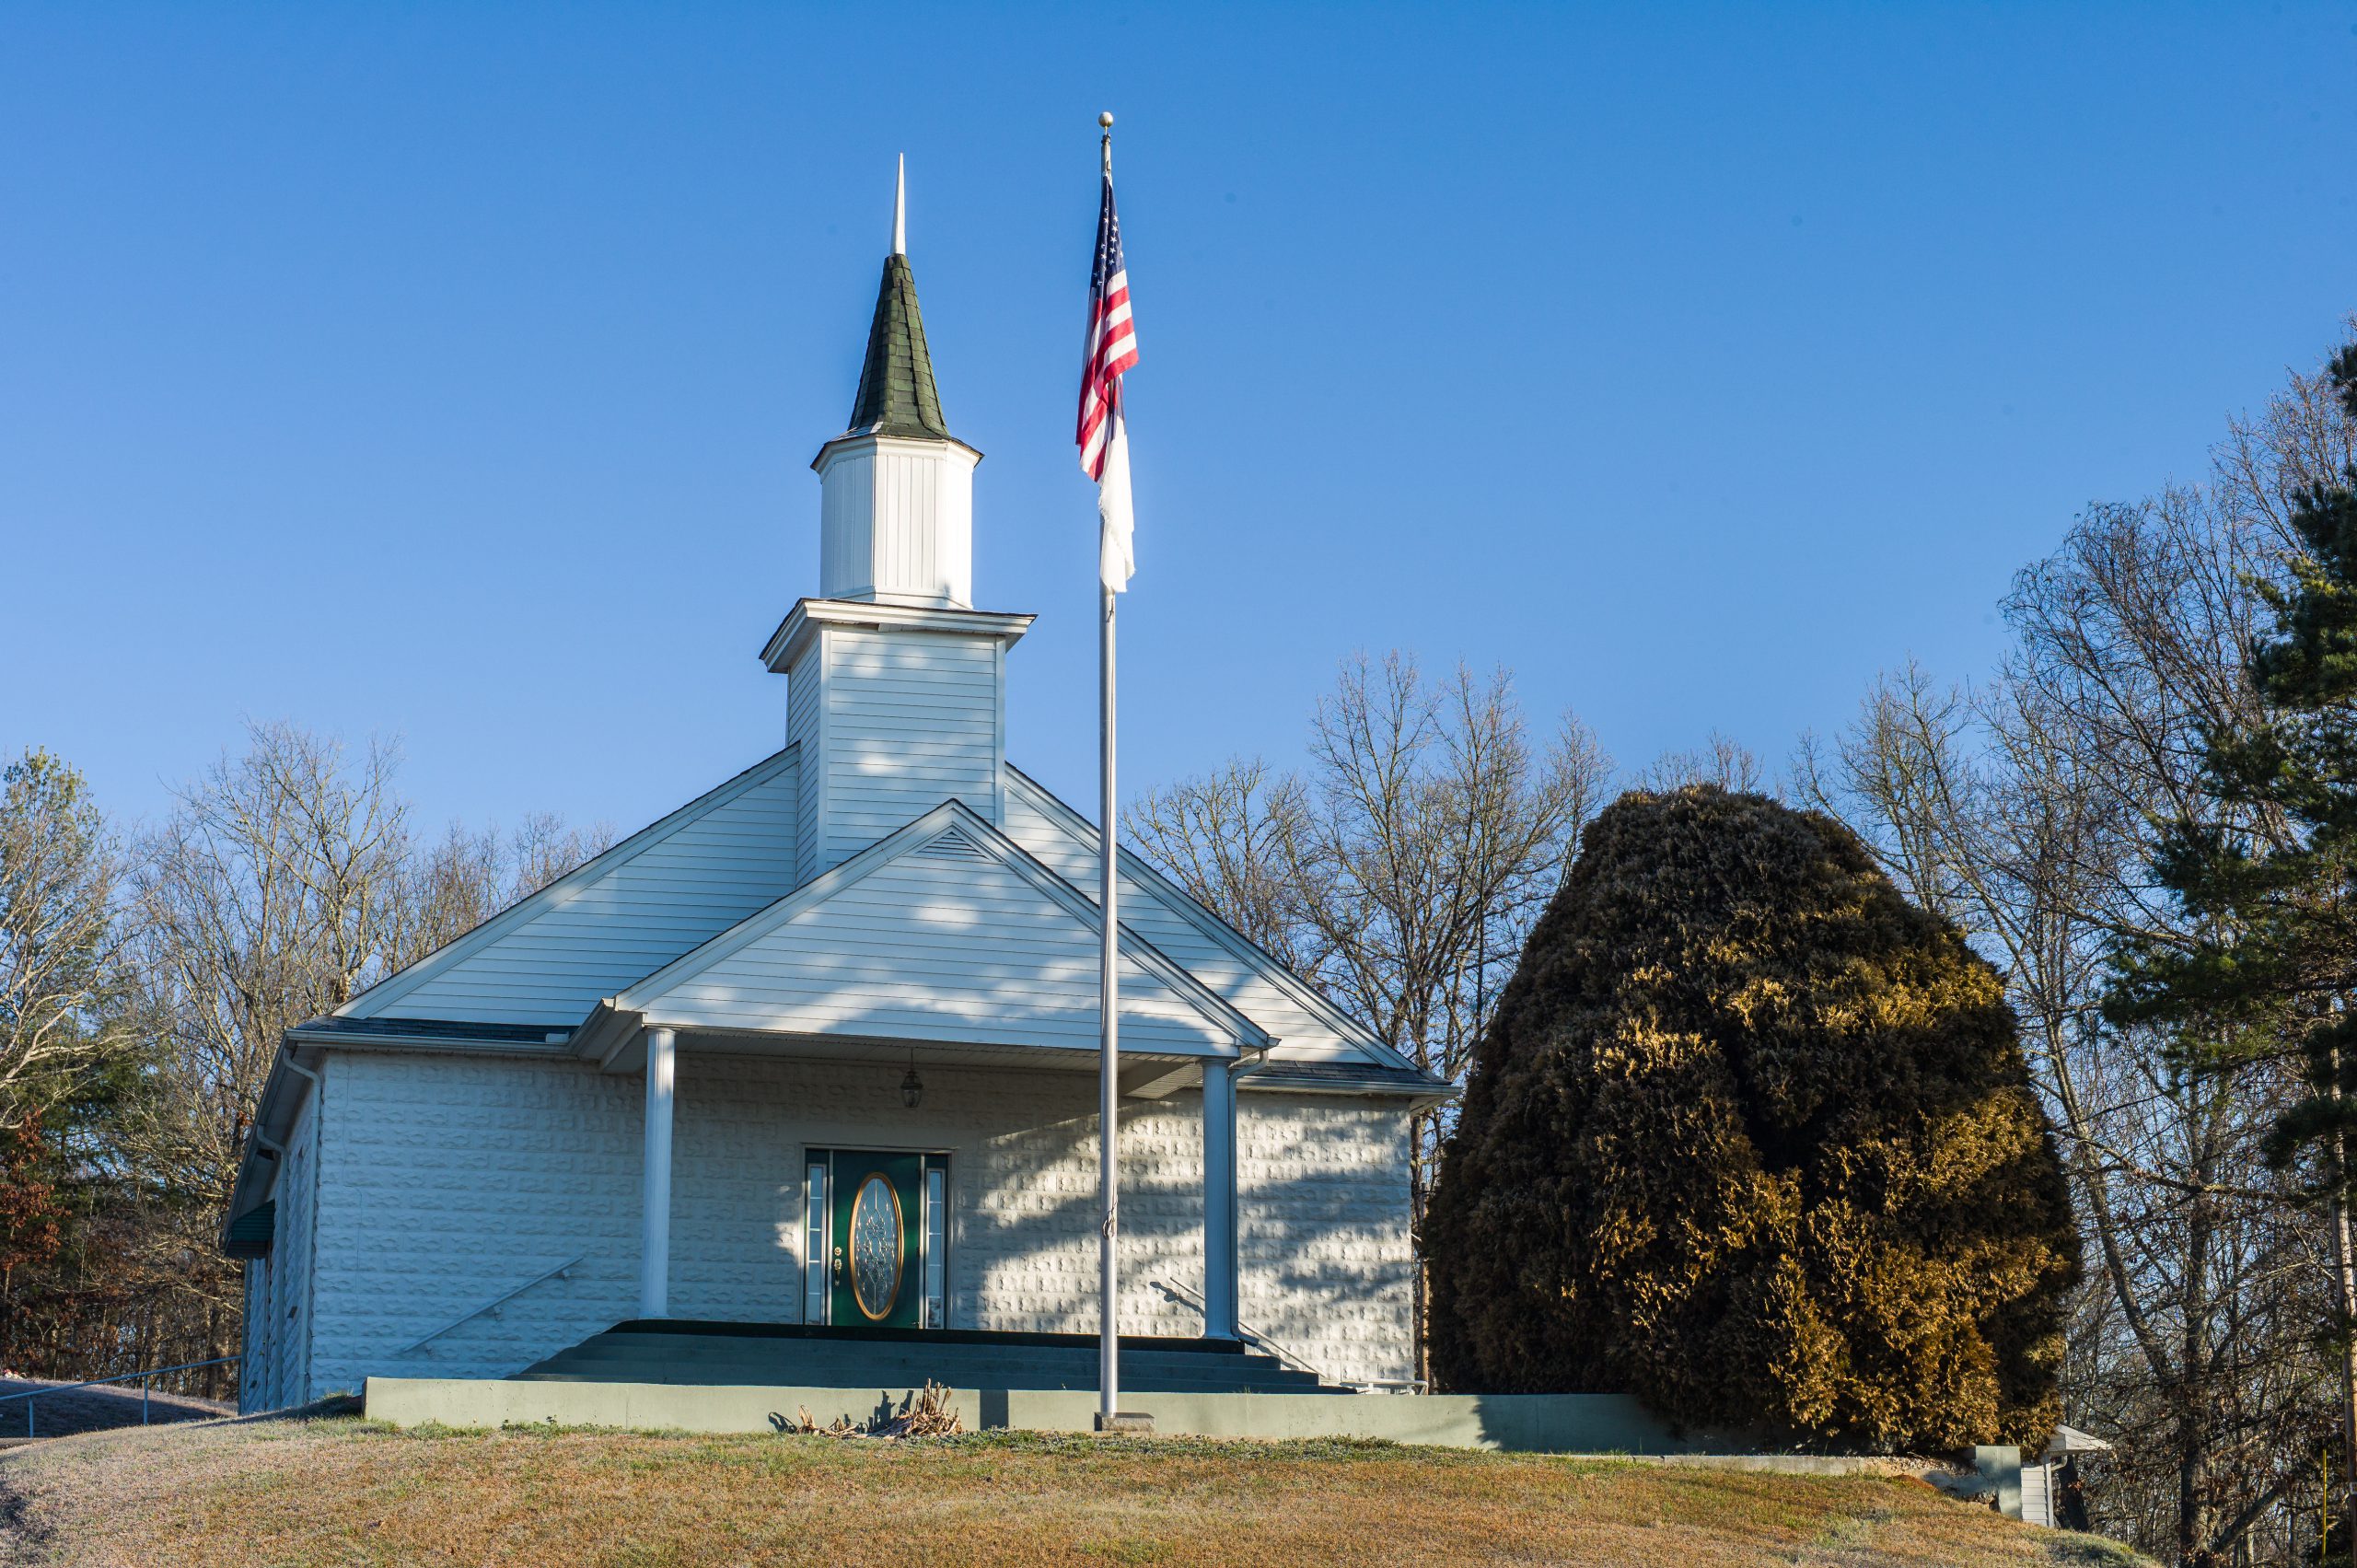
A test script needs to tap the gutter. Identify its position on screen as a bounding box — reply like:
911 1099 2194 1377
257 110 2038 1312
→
219 1042 318 1251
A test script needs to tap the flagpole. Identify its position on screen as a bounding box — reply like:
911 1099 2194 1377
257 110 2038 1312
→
1095 111 1121 1433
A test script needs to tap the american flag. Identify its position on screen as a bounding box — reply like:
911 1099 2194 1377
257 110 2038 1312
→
1078 158 1138 588
1076 168 1137 478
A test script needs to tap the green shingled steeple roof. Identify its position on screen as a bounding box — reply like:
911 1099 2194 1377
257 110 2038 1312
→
844 253 955 441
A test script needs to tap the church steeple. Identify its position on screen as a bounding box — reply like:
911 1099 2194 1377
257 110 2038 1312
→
842 158 955 443
810 158 981 610
771 161 1030 877
843 254 953 441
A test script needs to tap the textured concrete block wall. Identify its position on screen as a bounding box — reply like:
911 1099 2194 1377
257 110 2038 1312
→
308 1051 643 1397
1239 1095 1418 1388
299 1049 1415 1400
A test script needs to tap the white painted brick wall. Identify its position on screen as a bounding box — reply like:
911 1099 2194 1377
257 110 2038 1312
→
1239 1094 1419 1387
288 1047 1414 1402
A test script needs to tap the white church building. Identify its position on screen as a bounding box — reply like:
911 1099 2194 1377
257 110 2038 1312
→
225 208 1445 1412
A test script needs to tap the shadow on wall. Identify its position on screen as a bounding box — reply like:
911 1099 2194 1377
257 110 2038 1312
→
330 1053 1412 1392
952 1101 1415 1385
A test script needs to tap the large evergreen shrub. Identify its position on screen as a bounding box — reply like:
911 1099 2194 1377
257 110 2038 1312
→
1424 786 2078 1450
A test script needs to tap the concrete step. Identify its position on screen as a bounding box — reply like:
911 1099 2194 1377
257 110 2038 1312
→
575 1329 1260 1359
607 1319 1260 1355
508 1321 1338 1395
540 1330 1272 1367
517 1350 1325 1392
510 1367 1333 1394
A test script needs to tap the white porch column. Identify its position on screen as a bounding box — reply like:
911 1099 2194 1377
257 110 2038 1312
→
1202 1060 1238 1341
639 1027 676 1319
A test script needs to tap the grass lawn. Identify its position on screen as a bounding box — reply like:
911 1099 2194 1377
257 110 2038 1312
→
0 1415 2151 1568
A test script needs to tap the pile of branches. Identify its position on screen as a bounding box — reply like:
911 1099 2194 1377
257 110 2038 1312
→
784 1380 962 1440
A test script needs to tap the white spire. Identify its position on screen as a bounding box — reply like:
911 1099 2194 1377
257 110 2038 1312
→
892 154 906 257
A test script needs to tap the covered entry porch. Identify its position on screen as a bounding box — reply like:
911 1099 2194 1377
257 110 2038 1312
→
563 798 1276 1357
581 1023 1255 1353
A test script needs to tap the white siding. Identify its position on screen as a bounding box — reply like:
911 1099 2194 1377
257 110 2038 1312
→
819 446 877 597
818 436 976 608
239 1075 321 1412
1003 773 1388 1066
2020 1459 2053 1527
648 831 1234 1056
362 754 801 1026
788 649 823 878
299 1050 1414 1395
790 625 1001 876
238 1267 264 1411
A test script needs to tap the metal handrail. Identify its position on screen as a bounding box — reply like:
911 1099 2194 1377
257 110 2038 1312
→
1148 1277 1425 1390
0 1355 242 1439
401 1253 587 1354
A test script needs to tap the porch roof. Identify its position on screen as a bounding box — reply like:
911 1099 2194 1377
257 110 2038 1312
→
572 800 1271 1072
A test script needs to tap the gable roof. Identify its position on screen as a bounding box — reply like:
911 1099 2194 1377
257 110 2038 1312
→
339 746 802 1027
573 799 1265 1067
999 766 1425 1077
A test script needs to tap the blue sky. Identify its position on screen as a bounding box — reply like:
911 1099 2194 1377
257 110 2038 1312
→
5 3 2354 840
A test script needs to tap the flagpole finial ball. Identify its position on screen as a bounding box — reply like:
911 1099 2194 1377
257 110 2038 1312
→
1099 111 1114 128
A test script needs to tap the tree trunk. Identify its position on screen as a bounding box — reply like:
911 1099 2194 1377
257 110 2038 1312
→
2331 1054 2357 1549
2180 1124 2217 1568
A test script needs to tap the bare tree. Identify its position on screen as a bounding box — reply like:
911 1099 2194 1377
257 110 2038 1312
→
1802 662 2319 1563
112 722 612 1391
389 811 615 972
115 723 411 1388
1636 729 1765 794
1122 759 1318 975
0 749 125 1121
1798 339 2357 1565
1129 652 1611 1377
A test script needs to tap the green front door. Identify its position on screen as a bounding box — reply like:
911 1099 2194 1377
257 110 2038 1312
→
830 1151 923 1328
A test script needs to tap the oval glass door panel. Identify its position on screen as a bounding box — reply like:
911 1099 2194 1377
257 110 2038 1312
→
849 1173 904 1320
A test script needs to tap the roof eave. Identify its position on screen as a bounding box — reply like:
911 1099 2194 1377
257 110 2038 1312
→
810 428 983 473
761 598 1036 674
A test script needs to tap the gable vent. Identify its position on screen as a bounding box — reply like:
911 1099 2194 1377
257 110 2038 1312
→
914 827 990 863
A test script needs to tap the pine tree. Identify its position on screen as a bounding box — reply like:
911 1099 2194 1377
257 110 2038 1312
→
1424 785 2079 1449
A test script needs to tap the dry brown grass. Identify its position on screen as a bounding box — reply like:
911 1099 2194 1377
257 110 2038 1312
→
0 1415 2151 1568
